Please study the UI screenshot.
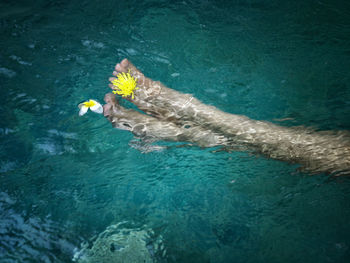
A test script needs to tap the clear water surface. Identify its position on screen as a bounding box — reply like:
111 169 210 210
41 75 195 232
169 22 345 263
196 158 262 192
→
1 0 350 262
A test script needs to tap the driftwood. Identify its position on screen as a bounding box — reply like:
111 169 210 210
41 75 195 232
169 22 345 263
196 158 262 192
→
104 59 350 176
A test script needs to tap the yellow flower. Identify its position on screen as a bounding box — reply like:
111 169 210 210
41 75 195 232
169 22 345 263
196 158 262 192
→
78 99 103 116
111 71 138 99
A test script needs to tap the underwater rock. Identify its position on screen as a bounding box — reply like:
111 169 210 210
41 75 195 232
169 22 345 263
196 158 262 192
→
73 222 165 263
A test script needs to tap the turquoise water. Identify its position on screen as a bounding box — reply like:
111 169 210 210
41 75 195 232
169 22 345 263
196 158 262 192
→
1 0 350 262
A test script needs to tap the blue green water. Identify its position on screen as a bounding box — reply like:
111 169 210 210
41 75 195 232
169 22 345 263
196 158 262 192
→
1 0 350 262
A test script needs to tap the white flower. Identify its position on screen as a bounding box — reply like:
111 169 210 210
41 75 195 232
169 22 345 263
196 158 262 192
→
78 99 103 116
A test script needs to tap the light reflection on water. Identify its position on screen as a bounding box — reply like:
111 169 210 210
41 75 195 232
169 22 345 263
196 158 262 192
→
1 0 350 262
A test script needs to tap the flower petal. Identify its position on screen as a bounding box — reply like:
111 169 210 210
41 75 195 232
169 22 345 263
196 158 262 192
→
90 102 103 114
78 102 86 109
79 105 89 116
